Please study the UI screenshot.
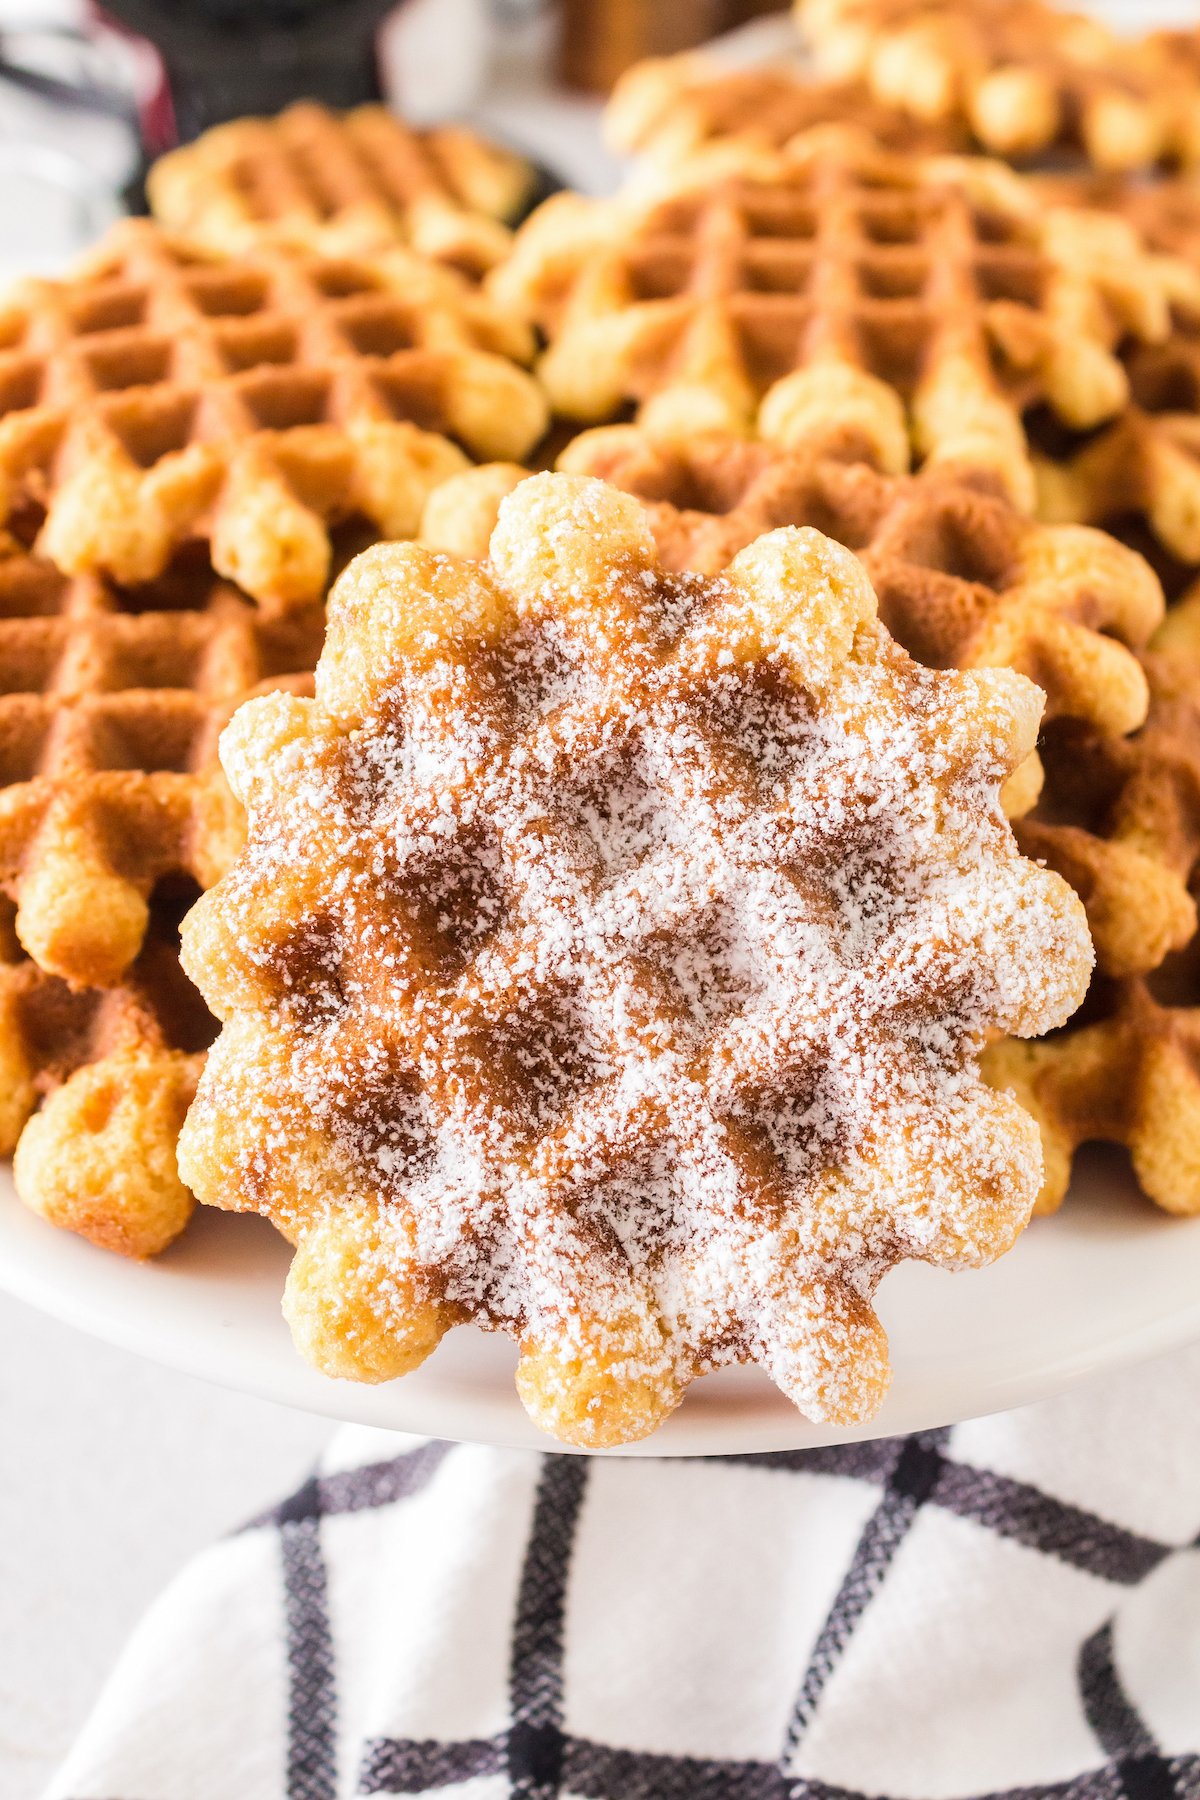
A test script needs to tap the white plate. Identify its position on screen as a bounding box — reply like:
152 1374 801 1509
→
3 1146 1200 1455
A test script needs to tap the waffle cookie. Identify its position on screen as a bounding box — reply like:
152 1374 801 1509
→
423 431 1163 753
492 129 1176 513
984 961 1200 1218
147 102 535 275
0 546 324 990
1021 172 1200 569
179 471 1091 1446
1012 586 1200 984
0 891 210 1257
0 220 548 610
798 0 1200 172
605 51 968 170
1034 173 1200 273
1034 308 1200 570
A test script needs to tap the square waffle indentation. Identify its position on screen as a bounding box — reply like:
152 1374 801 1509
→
0 356 46 416
213 318 301 373
80 335 175 393
78 693 209 773
0 621 69 696
0 694 53 782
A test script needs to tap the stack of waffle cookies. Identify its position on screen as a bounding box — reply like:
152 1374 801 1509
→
0 110 546 1258
8 18 1200 1439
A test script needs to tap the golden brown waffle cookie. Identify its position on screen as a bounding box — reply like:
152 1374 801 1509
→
1021 171 1200 569
492 129 1177 512
1034 172 1200 271
0 893 210 1257
605 52 969 169
424 430 1163 750
0 546 324 989
0 220 548 609
1135 28 1200 171
799 0 1200 172
984 960 1200 1217
1034 309 1200 569
147 102 534 275
1012 587 1200 983
179 471 1091 1446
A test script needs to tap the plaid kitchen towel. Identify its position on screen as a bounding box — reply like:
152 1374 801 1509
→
46 1343 1200 1800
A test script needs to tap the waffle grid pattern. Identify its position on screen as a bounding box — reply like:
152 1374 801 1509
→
799 0 1200 172
147 102 534 273
985 593 1200 1217
494 134 1156 513
605 52 969 168
1036 311 1200 569
180 474 1090 1444
424 432 1164 753
0 221 547 608
0 894 208 1254
0 547 323 990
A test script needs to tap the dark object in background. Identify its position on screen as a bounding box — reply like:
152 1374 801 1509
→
559 0 789 91
96 0 397 146
722 0 793 21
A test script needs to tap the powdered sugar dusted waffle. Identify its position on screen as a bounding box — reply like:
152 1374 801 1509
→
179 472 1092 1446
422 431 1164 751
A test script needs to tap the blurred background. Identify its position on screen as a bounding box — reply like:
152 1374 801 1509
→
0 0 1189 286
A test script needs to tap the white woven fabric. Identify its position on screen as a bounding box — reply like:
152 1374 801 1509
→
45 1344 1200 1800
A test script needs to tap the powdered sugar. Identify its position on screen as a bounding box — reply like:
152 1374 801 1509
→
184 476 1094 1435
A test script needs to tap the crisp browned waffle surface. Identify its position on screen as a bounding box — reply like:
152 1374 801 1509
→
0 545 324 990
1034 308 1200 571
1035 172 1200 271
605 51 969 169
1014 590 1200 983
491 128 1180 514
798 0 1200 172
0 891 211 1256
985 590 1200 1216
984 964 1200 1218
147 102 535 275
178 471 1091 1446
423 430 1164 753
1017 178 1200 572
0 219 548 610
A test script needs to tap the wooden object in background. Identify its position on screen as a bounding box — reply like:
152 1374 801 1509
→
722 0 790 21
560 0 724 92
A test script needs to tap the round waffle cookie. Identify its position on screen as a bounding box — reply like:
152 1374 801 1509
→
491 128 1181 514
1014 589 1200 984
178 471 1091 1446
985 590 1200 1217
605 51 970 170
1034 172 1200 272
1033 310 1200 574
985 956 1200 1220
798 0 1200 172
0 220 548 611
1027 183 1200 573
422 429 1164 757
0 891 211 1258
0 545 324 990
147 102 535 275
